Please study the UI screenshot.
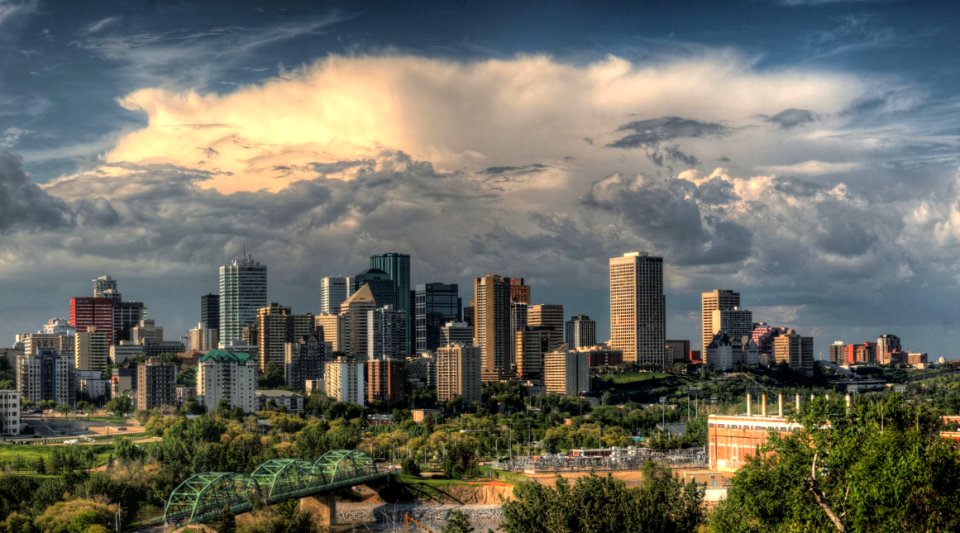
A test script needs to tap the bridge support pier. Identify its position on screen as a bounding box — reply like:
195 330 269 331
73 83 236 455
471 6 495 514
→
300 494 337 527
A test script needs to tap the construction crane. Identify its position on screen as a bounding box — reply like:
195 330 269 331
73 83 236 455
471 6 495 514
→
404 512 437 533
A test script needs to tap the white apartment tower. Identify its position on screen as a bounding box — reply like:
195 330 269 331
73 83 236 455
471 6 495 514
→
325 356 365 406
197 349 257 413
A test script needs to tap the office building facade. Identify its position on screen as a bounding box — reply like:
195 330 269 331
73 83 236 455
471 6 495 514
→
201 293 220 331
366 358 405 404
436 344 482 404
370 253 412 355
414 283 462 355
340 285 377 359
609 252 665 367
137 359 177 411
544 347 590 396
17 348 75 406
69 297 115 345
701 290 740 357
368 306 406 360
284 335 325 390
527 304 564 351
325 356 365 406
75 327 109 372
320 276 348 315
564 314 596 349
474 274 512 381
219 255 267 348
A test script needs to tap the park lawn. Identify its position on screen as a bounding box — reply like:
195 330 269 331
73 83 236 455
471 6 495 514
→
606 372 673 385
0 443 114 469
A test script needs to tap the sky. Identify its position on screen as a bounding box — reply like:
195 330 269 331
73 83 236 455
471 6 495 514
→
1 0 959 358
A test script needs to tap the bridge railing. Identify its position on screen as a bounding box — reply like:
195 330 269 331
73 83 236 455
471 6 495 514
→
163 450 385 526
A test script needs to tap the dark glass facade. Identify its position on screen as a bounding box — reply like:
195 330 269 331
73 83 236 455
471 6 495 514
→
415 283 462 355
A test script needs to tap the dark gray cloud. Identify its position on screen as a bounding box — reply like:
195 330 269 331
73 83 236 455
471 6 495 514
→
763 108 818 129
581 172 752 265
608 116 729 148
0 150 72 231
607 116 728 167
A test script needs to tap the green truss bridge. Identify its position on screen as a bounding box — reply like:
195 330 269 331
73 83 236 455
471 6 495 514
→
163 450 388 527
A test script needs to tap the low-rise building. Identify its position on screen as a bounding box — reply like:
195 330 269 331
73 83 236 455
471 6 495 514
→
76 370 109 402
110 343 144 365
256 390 305 412
0 390 20 435
543 345 590 396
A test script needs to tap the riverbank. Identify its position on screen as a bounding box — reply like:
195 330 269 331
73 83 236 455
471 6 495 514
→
338 502 504 531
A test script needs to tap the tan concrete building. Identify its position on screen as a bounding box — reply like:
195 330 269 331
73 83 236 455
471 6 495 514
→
436 343 481 404
257 303 314 372
136 359 177 411
315 313 343 353
773 330 814 375
515 327 551 381
325 356 364 406
701 290 740 357
340 285 376 360
543 346 590 396
75 327 109 372
474 274 512 381
708 413 801 471
609 252 665 367
527 304 564 351
366 358 405 404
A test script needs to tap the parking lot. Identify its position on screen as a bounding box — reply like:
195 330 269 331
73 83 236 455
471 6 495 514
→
9 411 146 444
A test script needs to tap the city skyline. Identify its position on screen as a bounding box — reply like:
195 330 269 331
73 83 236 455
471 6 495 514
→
2 1 960 356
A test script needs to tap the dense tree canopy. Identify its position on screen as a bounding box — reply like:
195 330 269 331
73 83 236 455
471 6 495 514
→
502 463 703 533
712 394 960 532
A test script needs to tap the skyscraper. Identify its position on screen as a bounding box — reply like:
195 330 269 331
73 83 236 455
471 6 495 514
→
609 252 665 367
257 303 314 372
75 327 109 372
828 341 845 365
320 277 348 315
527 304 564 351
564 315 597 349
414 283 462 355
369 253 412 354
368 306 407 360
339 284 377 359
436 343 481 404
350 269 397 308
69 297 115 345
876 334 901 365
284 335 325 390
219 254 267 348
474 274 512 381
544 346 591 396
515 327 551 380
325 356 365 406
701 290 740 357
201 293 220 331
92 275 145 343
136 359 177 410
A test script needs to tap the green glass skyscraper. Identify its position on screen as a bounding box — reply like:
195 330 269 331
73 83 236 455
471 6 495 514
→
370 253 411 355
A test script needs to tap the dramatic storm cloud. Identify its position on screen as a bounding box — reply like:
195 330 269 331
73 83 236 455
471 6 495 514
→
1 1 959 355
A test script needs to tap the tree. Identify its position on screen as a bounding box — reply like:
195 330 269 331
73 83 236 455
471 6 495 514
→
502 469 703 533
55 403 72 419
711 394 960 532
442 510 474 533
105 395 133 418
33 498 116 533
401 457 421 477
